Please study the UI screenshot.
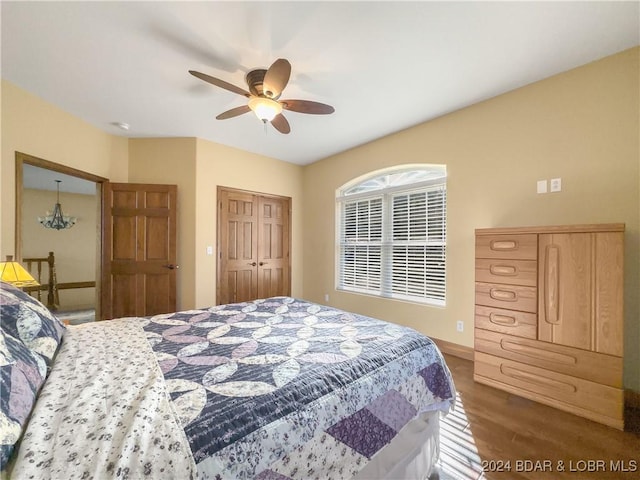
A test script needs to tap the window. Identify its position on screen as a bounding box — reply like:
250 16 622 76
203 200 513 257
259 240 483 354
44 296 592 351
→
337 166 446 306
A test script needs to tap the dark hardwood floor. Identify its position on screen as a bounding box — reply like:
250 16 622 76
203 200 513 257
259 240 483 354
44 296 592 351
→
433 354 640 479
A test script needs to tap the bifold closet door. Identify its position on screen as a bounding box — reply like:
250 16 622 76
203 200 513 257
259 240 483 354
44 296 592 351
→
217 189 259 305
217 187 291 305
257 195 290 299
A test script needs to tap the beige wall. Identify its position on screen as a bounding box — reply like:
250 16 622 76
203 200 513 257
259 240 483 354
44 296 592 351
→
302 48 640 391
128 137 304 311
1 81 129 258
195 138 304 308
128 138 197 310
22 188 97 308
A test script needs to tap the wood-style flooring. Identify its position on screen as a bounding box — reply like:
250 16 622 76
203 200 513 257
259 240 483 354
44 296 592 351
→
432 354 640 480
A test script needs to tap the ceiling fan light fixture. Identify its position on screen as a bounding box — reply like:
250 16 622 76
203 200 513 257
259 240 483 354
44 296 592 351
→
190 58 334 134
248 96 282 122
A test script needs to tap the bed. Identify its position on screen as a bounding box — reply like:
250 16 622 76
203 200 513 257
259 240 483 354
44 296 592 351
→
1 281 455 479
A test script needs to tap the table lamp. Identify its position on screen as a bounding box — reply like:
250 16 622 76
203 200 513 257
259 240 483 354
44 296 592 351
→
0 255 40 287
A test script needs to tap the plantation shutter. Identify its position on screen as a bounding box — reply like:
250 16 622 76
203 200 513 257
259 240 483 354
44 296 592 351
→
339 197 383 294
337 169 447 306
387 186 446 303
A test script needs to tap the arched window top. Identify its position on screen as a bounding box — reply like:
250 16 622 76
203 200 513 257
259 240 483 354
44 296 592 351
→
341 166 446 197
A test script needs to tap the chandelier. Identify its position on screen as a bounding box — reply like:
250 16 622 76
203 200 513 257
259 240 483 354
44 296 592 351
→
38 180 77 230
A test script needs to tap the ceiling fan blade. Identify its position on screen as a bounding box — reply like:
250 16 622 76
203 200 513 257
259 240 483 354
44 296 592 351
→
263 59 291 98
189 70 250 97
216 105 251 120
271 113 291 134
282 99 335 115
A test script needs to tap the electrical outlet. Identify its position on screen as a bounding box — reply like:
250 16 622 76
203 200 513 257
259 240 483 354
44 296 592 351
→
456 320 464 332
324 294 329 302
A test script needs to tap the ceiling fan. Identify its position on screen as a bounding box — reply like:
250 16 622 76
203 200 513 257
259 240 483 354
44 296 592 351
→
189 59 334 134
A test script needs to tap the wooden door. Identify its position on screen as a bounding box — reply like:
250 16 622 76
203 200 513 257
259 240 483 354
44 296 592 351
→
217 187 291 305
217 189 259 304
102 183 177 319
257 195 290 298
538 232 624 354
538 233 592 350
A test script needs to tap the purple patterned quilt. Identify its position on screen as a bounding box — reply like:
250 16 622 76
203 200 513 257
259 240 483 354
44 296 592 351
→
143 297 455 479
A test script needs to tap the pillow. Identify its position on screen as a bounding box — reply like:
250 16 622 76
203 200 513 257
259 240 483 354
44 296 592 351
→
0 281 65 365
0 328 47 471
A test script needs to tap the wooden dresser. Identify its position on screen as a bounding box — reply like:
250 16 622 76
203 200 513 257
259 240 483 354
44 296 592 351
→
474 224 624 429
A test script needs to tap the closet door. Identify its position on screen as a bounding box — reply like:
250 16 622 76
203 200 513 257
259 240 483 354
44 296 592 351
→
217 187 291 305
218 189 259 304
257 195 290 299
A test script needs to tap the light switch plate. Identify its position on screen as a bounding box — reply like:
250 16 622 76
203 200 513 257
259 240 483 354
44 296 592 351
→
537 180 548 194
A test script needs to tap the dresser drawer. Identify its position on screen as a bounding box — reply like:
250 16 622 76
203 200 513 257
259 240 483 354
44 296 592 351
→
476 234 537 260
476 258 537 287
475 282 537 313
474 328 622 388
474 352 623 427
474 305 537 339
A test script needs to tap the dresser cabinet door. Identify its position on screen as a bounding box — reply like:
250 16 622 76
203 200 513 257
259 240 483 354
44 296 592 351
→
538 232 623 356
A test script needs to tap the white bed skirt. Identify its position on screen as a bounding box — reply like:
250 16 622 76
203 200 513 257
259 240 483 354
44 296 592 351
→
354 410 440 480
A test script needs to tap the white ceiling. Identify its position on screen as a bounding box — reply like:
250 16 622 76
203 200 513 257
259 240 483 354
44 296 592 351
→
23 164 97 195
2 2 638 166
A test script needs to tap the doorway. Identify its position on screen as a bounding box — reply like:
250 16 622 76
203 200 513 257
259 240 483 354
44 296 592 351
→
15 152 107 321
217 186 291 305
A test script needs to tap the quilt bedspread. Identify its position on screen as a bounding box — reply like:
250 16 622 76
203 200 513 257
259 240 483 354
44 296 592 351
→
142 297 455 479
10 319 197 480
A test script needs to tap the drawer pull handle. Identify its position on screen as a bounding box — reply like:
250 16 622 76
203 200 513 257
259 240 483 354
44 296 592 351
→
490 289 517 302
500 365 577 394
490 313 517 326
544 245 560 324
490 264 517 276
490 240 518 251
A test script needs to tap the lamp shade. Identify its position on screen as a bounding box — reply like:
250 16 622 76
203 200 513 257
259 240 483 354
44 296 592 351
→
0 256 40 287
248 96 283 122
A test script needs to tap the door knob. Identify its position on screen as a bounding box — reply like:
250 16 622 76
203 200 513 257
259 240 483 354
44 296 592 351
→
248 262 257 266
163 264 179 270
259 262 268 266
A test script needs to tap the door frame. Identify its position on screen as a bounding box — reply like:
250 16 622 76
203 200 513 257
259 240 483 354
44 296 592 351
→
216 185 292 305
15 152 108 318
